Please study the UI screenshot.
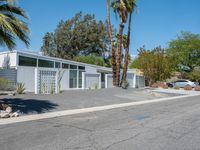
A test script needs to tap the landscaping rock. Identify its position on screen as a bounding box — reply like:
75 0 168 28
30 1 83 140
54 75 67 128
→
184 85 193 91
0 103 19 119
195 86 200 91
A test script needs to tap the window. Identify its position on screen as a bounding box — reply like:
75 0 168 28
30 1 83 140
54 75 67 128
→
78 66 85 70
18 56 37 67
70 70 77 88
70 64 77 69
78 70 85 88
55 62 60 68
62 63 69 69
38 59 54 68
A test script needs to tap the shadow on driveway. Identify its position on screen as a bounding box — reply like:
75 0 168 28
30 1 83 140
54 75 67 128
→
0 98 58 114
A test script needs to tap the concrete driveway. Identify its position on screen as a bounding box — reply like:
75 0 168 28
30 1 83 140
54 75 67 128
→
0 88 177 115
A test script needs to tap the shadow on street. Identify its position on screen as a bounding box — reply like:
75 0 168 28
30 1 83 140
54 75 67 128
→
0 98 59 114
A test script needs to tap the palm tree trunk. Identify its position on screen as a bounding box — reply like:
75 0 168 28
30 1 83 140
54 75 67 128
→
121 12 132 84
106 0 117 86
116 21 124 86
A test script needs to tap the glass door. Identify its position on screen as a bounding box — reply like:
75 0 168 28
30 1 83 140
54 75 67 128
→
70 70 77 88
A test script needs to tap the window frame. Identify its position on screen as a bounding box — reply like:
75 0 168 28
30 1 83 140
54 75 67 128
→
18 55 37 67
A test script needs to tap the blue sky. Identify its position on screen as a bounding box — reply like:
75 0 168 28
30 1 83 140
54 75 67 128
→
9 0 200 55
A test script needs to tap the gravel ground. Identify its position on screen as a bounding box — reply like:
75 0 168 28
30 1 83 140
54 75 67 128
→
0 88 178 115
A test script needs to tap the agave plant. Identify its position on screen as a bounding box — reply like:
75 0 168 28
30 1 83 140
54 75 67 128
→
16 83 25 94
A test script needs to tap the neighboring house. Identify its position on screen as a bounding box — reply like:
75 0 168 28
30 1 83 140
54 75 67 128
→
0 51 145 94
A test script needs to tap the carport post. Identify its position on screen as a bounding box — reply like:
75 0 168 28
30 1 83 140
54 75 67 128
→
82 72 85 89
35 68 38 94
133 74 136 88
105 74 108 88
55 71 58 93
99 73 101 89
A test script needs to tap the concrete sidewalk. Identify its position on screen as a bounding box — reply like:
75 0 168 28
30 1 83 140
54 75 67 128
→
152 88 200 95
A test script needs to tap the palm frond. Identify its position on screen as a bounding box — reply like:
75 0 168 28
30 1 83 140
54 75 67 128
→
0 28 16 49
0 4 27 18
0 0 29 49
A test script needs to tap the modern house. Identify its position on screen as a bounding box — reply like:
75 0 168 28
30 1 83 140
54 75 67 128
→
0 51 145 94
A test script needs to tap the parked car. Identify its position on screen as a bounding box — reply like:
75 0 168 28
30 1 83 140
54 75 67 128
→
173 79 196 88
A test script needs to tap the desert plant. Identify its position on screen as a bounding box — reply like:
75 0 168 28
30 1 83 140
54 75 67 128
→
184 85 193 90
16 83 25 94
94 84 98 90
194 86 200 91
0 77 9 91
174 85 180 90
121 80 129 89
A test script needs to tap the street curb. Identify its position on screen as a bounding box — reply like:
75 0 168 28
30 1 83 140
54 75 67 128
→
0 94 200 126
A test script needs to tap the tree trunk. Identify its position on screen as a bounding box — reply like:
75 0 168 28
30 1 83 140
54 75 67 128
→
116 21 124 86
121 12 132 84
106 0 117 86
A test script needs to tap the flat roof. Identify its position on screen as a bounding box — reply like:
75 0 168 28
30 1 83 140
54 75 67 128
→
0 50 138 73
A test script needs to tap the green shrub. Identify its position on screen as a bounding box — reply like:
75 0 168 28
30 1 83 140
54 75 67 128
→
16 83 25 94
0 77 9 91
73 55 105 66
121 80 129 89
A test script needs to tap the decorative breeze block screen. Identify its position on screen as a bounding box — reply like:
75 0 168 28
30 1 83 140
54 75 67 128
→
39 70 57 94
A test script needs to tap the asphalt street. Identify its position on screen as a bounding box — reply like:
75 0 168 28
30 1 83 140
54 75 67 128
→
1 95 200 150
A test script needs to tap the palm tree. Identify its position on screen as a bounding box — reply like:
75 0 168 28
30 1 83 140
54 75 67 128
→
0 0 30 50
106 0 117 86
121 0 137 84
112 0 128 86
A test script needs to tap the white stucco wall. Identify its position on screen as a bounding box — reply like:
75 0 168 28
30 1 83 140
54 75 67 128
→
0 52 17 68
126 73 134 88
17 66 35 92
60 69 69 90
136 75 145 88
85 66 97 73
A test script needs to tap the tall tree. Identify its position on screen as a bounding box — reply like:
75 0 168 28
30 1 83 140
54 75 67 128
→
137 46 174 85
0 0 29 49
167 32 200 72
106 0 117 86
112 0 128 86
42 32 57 56
121 0 137 84
41 12 110 60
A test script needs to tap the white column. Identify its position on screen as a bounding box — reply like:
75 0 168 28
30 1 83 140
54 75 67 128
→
35 68 38 94
99 73 101 89
82 72 85 89
105 74 108 88
133 74 136 88
55 70 58 93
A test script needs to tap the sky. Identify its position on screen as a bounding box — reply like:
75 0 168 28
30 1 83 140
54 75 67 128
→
4 0 200 56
